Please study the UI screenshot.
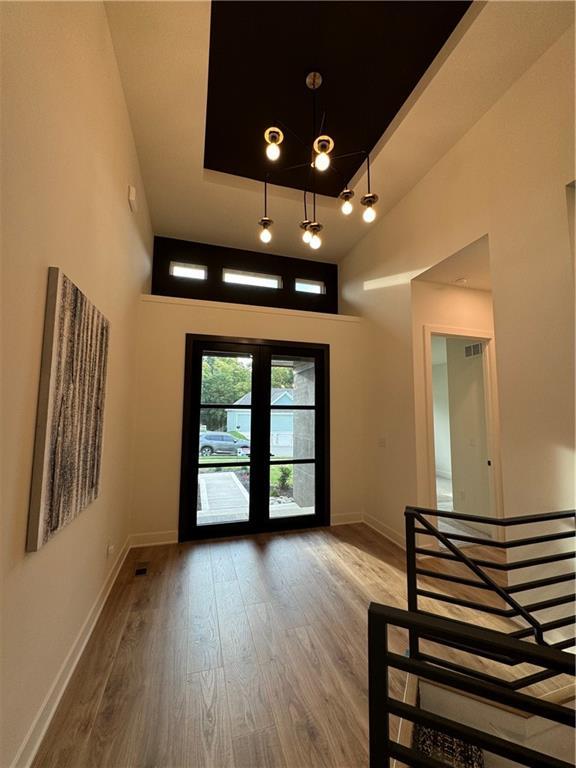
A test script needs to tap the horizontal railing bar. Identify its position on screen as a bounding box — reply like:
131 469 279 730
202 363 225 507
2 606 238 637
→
415 547 575 571
506 572 576 593
510 668 560 691
416 568 575 597
386 652 574 726
524 594 575 613
416 546 487 562
369 605 572 671
414 611 527 665
553 637 576 651
418 633 518 665
503 552 576 569
415 567 492 590
416 652 518 687
416 588 513 617
414 527 494 545
388 742 455 768
406 506 576 527
388 700 573 768
414 527 575 548
268 458 316 465
510 615 575 639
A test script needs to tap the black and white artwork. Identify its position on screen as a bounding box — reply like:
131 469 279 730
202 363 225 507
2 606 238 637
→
27 268 109 551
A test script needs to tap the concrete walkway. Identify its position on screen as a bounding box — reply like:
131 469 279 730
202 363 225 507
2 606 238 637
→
198 471 315 524
198 471 249 524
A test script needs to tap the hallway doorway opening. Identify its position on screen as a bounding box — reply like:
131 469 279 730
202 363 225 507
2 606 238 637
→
429 332 499 539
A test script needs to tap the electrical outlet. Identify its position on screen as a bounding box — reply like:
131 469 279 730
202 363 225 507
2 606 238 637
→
106 543 116 559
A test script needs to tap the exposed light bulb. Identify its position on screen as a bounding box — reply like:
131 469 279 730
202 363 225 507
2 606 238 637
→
310 234 322 250
363 205 376 223
260 227 272 243
266 142 280 161
341 200 353 216
315 152 330 172
302 230 312 244
264 127 283 161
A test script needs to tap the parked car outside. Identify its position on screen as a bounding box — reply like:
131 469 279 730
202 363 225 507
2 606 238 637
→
199 431 250 457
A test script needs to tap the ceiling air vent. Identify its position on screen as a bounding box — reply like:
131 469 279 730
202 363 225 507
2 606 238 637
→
465 343 483 358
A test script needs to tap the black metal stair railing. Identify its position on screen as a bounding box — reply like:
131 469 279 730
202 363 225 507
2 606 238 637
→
368 603 575 768
404 506 575 690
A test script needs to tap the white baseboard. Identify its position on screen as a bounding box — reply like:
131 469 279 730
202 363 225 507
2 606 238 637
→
364 514 406 550
331 512 363 526
11 537 131 768
128 530 178 548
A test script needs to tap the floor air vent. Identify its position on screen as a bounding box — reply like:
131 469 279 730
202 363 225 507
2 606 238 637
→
134 563 148 576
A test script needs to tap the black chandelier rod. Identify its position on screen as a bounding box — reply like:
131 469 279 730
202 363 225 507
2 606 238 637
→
273 118 309 151
366 151 371 193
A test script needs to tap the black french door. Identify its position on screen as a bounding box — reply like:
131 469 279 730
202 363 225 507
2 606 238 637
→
179 335 330 540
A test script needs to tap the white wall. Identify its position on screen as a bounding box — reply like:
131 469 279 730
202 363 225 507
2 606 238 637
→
0 4 152 765
341 29 575 542
129 296 368 540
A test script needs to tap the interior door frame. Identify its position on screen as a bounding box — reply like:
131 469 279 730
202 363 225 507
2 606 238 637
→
179 334 330 541
423 324 504 541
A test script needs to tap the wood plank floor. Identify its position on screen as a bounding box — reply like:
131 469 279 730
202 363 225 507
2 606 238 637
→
32 523 564 768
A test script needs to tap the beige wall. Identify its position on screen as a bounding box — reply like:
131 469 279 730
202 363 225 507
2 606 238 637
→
0 4 152 765
341 29 575 543
130 296 367 539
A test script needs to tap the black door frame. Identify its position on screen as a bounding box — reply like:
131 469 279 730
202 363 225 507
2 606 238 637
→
179 334 330 541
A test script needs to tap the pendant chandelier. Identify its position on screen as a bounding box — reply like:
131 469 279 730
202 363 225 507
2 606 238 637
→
258 72 378 250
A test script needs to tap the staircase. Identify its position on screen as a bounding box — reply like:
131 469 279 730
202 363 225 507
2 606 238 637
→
368 507 575 767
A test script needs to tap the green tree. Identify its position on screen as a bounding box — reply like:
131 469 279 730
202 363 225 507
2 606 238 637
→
200 358 294 431
271 366 293 389
201 357 252 430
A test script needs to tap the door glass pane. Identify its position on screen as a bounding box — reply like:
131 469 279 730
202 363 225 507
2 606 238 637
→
270 409 314 460
201 353 253 404
197 467 250 525
269 464 315 519
271 356 315 406
199 409 250 464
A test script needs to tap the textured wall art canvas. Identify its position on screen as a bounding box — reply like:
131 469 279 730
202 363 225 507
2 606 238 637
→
27 268 109 551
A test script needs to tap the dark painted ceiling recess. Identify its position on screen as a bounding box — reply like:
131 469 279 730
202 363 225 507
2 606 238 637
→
204 1 472 198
